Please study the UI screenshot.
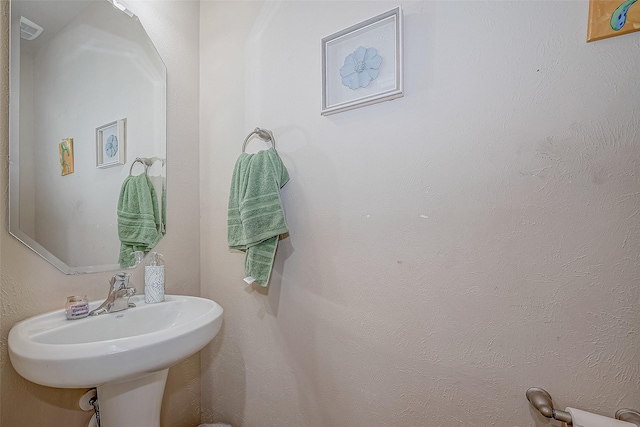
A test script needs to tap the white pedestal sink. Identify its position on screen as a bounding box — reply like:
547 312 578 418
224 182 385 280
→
8 294 223 427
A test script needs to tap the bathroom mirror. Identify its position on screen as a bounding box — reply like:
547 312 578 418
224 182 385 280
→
9 0 167 274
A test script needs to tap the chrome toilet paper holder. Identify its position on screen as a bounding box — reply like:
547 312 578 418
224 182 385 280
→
526 387 640 426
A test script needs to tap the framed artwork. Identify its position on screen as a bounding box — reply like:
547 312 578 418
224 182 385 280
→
96 119 126 168
321 7 403 115
59 138 74 176
588 0 640 42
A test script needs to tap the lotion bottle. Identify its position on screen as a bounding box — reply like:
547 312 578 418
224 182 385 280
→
144 252 165 304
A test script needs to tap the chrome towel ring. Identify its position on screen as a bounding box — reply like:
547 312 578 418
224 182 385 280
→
129 157 149 176
242 127 276 152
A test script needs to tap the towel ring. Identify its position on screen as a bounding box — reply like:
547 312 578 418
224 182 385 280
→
129 157 149 176
242 127 276 152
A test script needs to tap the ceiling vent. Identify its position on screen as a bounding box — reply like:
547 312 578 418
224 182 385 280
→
20 17 44 41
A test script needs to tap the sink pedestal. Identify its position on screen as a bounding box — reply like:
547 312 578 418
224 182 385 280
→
97 369 168 427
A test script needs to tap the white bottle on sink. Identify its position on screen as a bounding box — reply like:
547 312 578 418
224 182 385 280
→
144 252 164 304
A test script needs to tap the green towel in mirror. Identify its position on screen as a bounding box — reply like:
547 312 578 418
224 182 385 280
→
118 174 164 268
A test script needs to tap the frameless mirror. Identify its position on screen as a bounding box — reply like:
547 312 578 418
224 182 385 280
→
9 0 167 274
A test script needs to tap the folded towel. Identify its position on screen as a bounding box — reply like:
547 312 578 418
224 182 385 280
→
118 174 164 268
228 147 289 286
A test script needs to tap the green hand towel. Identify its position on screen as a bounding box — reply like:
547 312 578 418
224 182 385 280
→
228 147 289 286
118 174 164 268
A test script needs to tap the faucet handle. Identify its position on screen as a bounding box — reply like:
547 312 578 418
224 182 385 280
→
110 272 132 291
90 273 136 316
125 287 137 309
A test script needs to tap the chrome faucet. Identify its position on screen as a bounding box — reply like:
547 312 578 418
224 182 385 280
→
89 272 137 316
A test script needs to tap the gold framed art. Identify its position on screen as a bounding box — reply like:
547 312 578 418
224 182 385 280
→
59 138 74 176
588 0 640 42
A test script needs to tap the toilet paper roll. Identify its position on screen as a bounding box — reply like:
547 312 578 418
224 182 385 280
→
78 388 97 411
87 413 98 427
566 407 635 427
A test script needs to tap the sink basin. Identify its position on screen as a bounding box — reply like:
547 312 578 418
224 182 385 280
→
9 294 223 427
9 294 223 388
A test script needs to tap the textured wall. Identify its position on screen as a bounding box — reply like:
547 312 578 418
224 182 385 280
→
0 1 201 426
199 1 640 426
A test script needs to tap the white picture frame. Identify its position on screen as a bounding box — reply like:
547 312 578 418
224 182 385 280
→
96 118 126 168
321 7 403 116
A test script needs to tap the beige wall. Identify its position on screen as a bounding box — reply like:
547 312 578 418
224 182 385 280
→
0 1 201 426
199 1 640 426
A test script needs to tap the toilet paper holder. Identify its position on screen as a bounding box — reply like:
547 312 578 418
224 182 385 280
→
526 387 640 426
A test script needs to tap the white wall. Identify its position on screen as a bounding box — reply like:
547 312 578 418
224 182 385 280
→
1 1 201 426
200 1 640 426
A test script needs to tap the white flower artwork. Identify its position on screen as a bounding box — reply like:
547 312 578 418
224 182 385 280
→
321 7 403 115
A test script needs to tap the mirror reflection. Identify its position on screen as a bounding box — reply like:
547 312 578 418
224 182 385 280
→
9 0 167 274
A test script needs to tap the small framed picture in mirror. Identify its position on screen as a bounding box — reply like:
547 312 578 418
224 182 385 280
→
59 138 74 176
96 119 126 168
